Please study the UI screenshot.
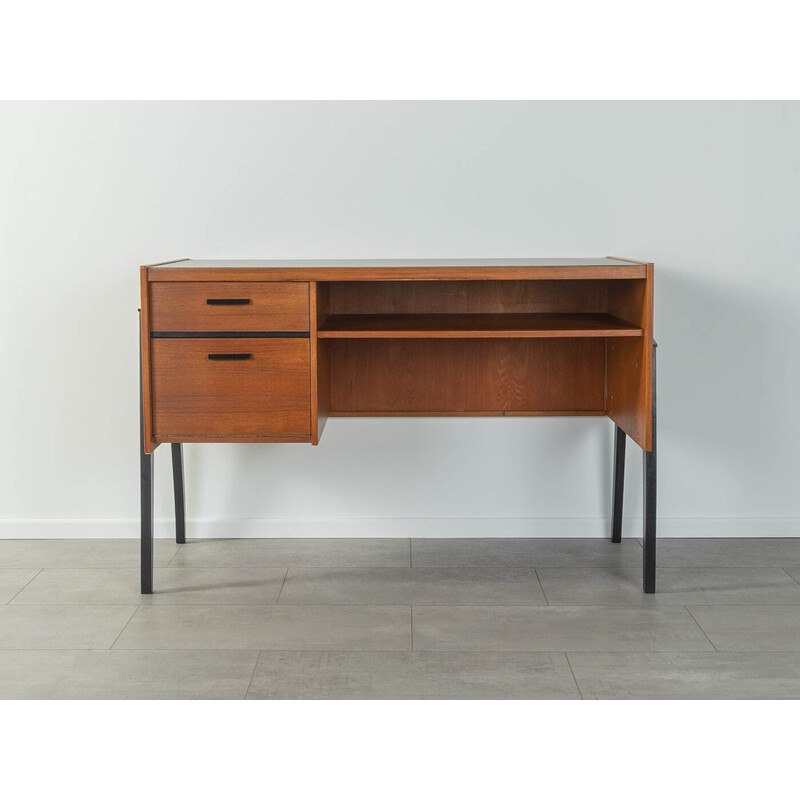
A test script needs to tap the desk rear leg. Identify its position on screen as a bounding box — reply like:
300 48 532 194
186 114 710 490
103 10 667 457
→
611 425 626 543
643 343 657 593
171 444 186 544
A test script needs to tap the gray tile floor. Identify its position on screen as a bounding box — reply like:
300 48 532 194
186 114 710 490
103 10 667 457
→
3 537 800 699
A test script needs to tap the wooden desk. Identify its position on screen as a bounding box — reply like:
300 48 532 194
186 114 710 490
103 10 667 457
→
139 257 656 592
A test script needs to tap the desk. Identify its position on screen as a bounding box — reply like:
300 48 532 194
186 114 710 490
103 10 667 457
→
139 257 656 593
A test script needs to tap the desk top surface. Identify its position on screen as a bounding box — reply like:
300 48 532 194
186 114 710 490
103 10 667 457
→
151 257 638 269
144 257 650 280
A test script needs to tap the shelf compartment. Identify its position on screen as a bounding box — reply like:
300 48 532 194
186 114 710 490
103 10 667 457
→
317 312 643 339
326 338 606 413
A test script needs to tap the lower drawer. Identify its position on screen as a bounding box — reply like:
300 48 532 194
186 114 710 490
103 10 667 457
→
151 339 311 437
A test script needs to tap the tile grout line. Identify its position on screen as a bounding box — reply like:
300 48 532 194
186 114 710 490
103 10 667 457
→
107 605 142 650
164 544 183 568
783 567 800 588
244 651 262 699
564 653 584 700
275 568 289 604
410 605 414 652
684 606 718 652
12 647 800 654
533 568 549 605
5 568 43 604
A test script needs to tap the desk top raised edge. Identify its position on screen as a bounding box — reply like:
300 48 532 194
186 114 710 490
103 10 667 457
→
144 257 649 281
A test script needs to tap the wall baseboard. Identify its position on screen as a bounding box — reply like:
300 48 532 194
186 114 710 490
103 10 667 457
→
1 517 798 539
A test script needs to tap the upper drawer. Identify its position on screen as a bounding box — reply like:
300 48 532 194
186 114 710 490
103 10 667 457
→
149 281 309 332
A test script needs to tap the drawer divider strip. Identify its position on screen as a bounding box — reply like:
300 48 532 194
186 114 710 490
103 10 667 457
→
151 331 310 338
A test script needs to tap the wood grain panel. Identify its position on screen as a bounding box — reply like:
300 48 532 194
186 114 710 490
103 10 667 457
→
607 279 647 327
151 339 311 437
329 339 605 414
606 268 654 449
327 280 608 315
150 281 309 332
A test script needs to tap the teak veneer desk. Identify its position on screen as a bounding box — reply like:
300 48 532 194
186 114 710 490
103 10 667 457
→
139 257 656 593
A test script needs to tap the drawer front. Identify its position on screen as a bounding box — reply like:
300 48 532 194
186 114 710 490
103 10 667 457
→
151 339 311 436
150 281 309 332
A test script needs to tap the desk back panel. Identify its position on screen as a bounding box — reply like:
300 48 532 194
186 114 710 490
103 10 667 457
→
327 280 608 315
327 338 605 414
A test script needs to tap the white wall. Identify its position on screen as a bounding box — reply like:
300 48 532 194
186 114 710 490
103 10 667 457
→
2 101 799 538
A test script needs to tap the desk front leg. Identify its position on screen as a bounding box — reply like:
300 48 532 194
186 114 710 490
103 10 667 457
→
140 442 154 594
140 315 154 594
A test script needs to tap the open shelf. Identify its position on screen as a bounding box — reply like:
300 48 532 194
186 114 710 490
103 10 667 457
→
317 312 643 339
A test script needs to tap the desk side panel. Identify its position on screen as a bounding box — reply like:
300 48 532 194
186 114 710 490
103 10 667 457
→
310 282 331 444
606 267 654 449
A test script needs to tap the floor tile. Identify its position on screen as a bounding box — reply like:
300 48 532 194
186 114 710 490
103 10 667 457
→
12 568 287 605
411 538 643 568
0 605 137 649
537 567 800 606
0 539 178 568
247 650 580 699
412 606 713 652
113 604 411 651
0 569 40 603
568 652 800 699
278 567 545 605
655 538 800 567
169 539 410 568
687 605 800 651
0 649 258 699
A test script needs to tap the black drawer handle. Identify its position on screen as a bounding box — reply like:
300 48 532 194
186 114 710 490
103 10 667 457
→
208 353 252 361
206 298 251 305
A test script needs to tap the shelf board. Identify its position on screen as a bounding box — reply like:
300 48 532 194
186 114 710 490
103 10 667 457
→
317 313 643 339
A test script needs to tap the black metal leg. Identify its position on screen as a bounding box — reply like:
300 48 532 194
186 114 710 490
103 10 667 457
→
643 342 657 593
611 424 626 543
171 443 186 544
140 314 154 594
